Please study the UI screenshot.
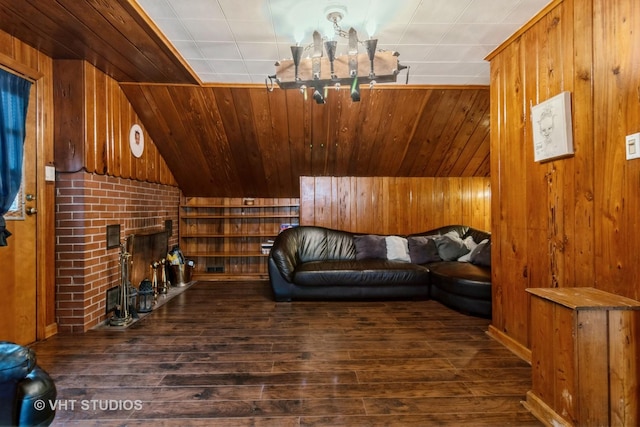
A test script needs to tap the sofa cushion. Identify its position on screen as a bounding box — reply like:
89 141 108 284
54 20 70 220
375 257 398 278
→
354 235 387 260
428 261 491 285
457 236 479 262
408 236 441 264
385 236 410 262
293 260 430 287
470 239 491 267
434 233 470 261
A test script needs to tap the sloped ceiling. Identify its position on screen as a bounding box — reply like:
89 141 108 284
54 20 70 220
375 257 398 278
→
0 0 517 197
121 84 490 197
0 0 198 84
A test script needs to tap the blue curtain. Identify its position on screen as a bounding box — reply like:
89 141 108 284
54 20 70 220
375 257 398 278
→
0 68 32 246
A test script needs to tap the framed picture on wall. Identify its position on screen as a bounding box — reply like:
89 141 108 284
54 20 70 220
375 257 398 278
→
129 124 145 158
531 91 574 162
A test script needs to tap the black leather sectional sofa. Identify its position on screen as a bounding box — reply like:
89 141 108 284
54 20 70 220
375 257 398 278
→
268 225 492 318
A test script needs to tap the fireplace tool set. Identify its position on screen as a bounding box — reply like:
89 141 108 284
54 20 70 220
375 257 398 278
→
109 239 133 326
108 243 192 322
151 259 170 295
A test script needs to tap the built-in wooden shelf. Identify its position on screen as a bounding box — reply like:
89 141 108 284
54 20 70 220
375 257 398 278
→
182 214 299 219
179 197 299 280
183 252 269 258
181 233 278 238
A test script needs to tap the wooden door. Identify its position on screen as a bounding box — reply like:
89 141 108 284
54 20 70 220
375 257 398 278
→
0 85 37 345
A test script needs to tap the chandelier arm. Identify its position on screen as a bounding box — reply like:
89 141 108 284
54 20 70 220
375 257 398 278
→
265 75 275 92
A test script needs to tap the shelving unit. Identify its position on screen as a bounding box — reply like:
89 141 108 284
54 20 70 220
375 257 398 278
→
179 197 299 280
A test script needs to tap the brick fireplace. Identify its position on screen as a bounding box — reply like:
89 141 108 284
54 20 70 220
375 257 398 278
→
55 171 180 333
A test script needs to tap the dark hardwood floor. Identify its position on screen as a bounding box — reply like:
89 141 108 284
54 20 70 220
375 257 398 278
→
32 281 542 426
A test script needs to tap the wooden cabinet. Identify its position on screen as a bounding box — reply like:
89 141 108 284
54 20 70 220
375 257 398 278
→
525 287 640 426
179 197 299 280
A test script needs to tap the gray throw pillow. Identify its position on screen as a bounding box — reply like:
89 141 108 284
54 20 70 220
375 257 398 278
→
407 236 441 264
435 235 470 261
470 240 491 267
353 235 387 260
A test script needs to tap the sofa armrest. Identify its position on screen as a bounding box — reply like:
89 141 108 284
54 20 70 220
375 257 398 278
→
268 256 295 301
268 228 300 282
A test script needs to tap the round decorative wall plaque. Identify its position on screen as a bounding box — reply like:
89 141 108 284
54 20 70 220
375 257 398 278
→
129 124 144 158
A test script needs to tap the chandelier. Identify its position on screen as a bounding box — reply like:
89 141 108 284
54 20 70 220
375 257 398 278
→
265 6 407 103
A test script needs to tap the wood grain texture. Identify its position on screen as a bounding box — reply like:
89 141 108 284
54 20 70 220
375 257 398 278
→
31 281 542 426
53 60 177 186
300 176 490 234
484 0 640 356
0 31 57 343
608 310 640 426
120 85 491 198
0 0 197 84
526 288 640 426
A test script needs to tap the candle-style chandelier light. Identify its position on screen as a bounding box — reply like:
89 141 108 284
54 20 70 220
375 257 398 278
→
265 5 408 103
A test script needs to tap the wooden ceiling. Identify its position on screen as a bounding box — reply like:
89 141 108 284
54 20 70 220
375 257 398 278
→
0 0 490 198
121 84 490 198
0 0 197 84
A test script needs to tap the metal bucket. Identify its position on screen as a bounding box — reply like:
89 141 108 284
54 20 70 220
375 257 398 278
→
169 263 193 287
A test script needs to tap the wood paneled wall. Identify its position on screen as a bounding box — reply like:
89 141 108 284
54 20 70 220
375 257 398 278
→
300 176 490 235
487 0 640 353
53 59 176 186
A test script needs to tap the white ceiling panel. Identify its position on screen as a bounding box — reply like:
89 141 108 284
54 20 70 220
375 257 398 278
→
136 0 551 85
170 40 204 59
185 19 234 41
244 60 277 75
187 59 215 74
228 20 277 43
206 59 247 74
198 42 242 60
154 21 194 43
458 0 520 23
410 0 473 24
424 44 495 62
237 42 280 60
165 0 226 20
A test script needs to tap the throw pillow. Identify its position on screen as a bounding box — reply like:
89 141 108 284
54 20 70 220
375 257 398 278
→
470 239 491 267
354 235 387 260
407 236 441 264
435 234 470 261
457 236 479 262
385 236 411 262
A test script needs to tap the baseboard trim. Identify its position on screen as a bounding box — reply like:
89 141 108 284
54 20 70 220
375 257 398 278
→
43 323 58 339
522 390 572 427
486 325 532 364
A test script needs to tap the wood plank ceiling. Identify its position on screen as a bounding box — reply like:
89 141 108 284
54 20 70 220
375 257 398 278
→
121 84 490 198
0 0 197 84
0 0 490 198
